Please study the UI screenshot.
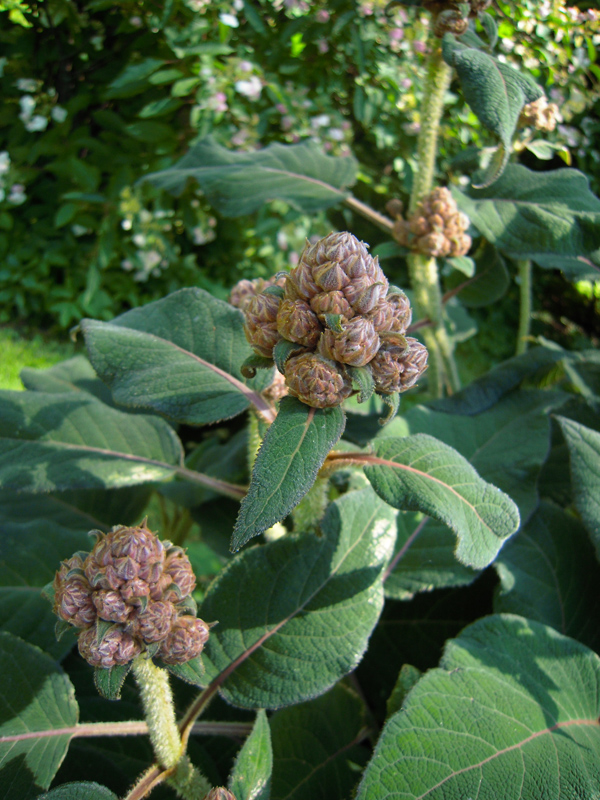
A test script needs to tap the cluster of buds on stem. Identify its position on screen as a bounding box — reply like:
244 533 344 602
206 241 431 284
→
518 96 561 134
390 188 471 259
424 0 492 37
52 521 209 669
232 232 428 410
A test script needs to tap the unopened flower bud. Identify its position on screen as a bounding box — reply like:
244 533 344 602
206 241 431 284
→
243 292 282 358
368 291 412 334
162 549 197 601
129 600 177 643
276 299 322 348
318 317 380 367
313 261 350 292
54 576 96 628
159 616 210 665
310 290 354 322
385 198 404 219
285 353 353 408
78 623 141 668
93 590 133 624
203 788 237 800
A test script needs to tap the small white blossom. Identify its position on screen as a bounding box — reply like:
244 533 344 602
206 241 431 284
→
121 219 133 231
71 224 90 236
17 78 38 92
0 152 10 175
25 115 49 132
8 184 26 205
234 75 262 100
219 12 239 27
310 114 330 129
133 233 146 247
51 106 68 123
19 95 36 121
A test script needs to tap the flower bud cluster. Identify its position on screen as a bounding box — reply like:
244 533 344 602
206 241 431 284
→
518 96 561 133
234 232 428 408
53 522 209 669
229 274 287 312
424 0 492 37
391 187 471 259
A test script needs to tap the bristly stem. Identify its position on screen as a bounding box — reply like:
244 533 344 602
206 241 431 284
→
516 258 532 355
406 35 460 397
132 656 183 770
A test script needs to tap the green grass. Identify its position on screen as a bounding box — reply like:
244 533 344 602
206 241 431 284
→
0 327 76 390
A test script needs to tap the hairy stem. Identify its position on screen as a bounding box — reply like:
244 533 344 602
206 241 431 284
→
132 656 183 770
344 195 395 233
516 258 532 355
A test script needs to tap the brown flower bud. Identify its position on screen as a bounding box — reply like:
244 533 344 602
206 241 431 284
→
318 316 380 367
285 353 353 408
309 290 354 322
243 292 282 358
128 600 177 643
203 788 237 800
313 261 350 292
159 616 210 665
162 549 197 601
392 219 410 247
417 232 451 258
54 575 96 629
78 623 141 668
229 278 265 311
409 216 430 237
371 336 428 394
263 370 289 403
434 9 469 38
385 198 404 219
276 299 322 348
93 590 133 624
368 291 412 334
288 257 320 301
120 578 151 605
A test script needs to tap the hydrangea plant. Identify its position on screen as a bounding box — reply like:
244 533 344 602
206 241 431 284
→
2 2 600 800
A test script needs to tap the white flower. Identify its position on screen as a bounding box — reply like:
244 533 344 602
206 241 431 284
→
8 184 26 205
19 95 36 120
51 106 68 123
71 224 90 236
310 114 330 129
328 127 344 141
25 115 48 132
121 259 134 271
133 233 146 247
234 75 262 100
219 12 239 27
121 219 133 231
16 78 38 92
0 152 10 175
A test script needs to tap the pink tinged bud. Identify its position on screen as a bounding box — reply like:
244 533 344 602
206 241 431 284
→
244 292 282 358
159 616 210 665
288 259 320 300
313 261 350 292
120 578 151 605
94 590 133 624
429 213 445 231
285 352 353 408
370 350 404 394
78 624 141 669
130 601 177 643
111 525 164 564
55 577 96 628
113 556 139 582
163 550 197 599
319 317 380 367
204 788 237 800
276 299 322 347
409 216 430 236
352 281 388 314
309 291 354 321
229 278 263 310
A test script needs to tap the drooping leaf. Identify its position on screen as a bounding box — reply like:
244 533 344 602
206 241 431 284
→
556 416 600 559
231 397 346 551
454 165 600 277
39 784 118 800
364 434 520 569
201 487 396 709
386 664 421 719
429 344 567 415
0 391 183 493
356 615 600 800
442 36 542 185
140 136 358 216
229 710 272 800
0 520 88 659
20 356 116 407
159 656 205 688
93 664 132 701
81 289 275 426
494 501 600 651
270 684 368 800
447 240 510 307
0 632 78 798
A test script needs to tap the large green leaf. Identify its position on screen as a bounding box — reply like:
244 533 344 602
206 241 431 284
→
0 520 88 659
0 633 78 798
39 784 118 800
231 397 346 551
20 356 115 407
495 501 600 652
200 487 396 709
270 684 368 800
229 710 272 800
81 288 275 427
364 435 520 570
0 391 183 493
454 165 600 277
556 416 600 560
442 36 542 185
447 241 510 308
140 136 357 216
356 615 600 800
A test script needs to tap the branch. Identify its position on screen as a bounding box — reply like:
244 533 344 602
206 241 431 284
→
344 196 395 233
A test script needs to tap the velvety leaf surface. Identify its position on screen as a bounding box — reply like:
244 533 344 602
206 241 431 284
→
20 356 115 407
448 241 510 308
443 38 542 185
356 615 600 800
229 710 272 800
429 344 567 415
231 398 346 550
495 502 600 651
454 165 600 276
81 289 274 426
0 520 88 659
0 633 78 798
270 684 368 800
141 136 357 215
39 783 118 799
365 434 520 569
201 487 396 709
0 391 183 492
556 416 600 559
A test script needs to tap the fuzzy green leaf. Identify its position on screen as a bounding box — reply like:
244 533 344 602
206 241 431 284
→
556 416 600 560
448 241 510 308
202 487 396 709
356 615 600 800
365 434 520 569
495 501 600 651
39 784 118 800
270 684 368 800
0 392 183 493
0 633 78 798
20 356 115 407
229 710 272 800
141 137 358 216
93 664 132 701
81 289 274 426
442 37 542 185
231 397 346 551
160 656 205 687
454 165 600 277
